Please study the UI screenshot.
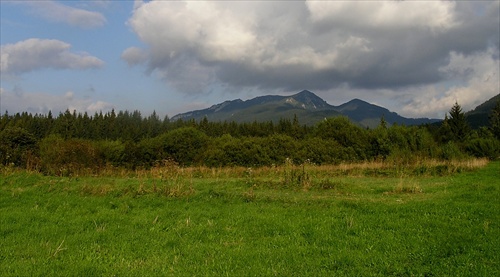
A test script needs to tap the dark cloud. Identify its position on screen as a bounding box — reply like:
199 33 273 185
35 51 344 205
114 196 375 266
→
123 0 499 117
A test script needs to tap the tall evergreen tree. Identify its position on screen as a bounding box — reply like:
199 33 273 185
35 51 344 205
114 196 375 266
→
490 99 500 140
438 115 453 143
447 102 470 141
161 115 171 133
379 115 388 129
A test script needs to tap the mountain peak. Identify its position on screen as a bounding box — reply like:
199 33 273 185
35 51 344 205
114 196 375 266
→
339 99 374 111
172 90 439 127
290 90 331 110
349 98 369 104
295 90 315 96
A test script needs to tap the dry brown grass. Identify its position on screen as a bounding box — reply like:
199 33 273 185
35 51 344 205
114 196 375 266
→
143 158 488 179
5 157 487 179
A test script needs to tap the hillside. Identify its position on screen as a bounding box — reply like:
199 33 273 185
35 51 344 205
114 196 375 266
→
336 99 440 128
173 90 439 127
466 94 500 128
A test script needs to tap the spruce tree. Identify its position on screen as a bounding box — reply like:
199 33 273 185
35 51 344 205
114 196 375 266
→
448 102 470 141
438 115 453 142
490 99 500 140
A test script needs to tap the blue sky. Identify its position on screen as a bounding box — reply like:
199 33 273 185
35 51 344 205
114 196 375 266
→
1 1 178 116
1 1 499 119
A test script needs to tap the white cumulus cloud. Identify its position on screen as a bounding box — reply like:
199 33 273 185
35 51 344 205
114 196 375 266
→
306 1 458 32
401 47 500 118
1 38 104 75
123 0 499 117
121 47 148 66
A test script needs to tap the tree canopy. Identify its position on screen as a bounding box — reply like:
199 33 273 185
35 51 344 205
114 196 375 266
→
1 103 499 175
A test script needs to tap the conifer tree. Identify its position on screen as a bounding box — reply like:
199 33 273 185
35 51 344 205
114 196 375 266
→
438 115 453 142
447 102 470 141
490 99 500 140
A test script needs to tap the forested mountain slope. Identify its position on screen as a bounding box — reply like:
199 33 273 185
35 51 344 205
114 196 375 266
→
466 94 500 128
173 90 440 127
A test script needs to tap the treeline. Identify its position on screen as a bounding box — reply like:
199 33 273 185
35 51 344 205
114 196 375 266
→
1 102 499 175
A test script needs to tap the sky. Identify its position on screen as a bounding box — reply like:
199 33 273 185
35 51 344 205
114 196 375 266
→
1 0 499 119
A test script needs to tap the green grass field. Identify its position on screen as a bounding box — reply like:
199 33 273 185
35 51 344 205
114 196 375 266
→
1 161 499 276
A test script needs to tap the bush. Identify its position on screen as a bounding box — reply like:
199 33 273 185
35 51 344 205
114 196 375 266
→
263 134 299 164
440 141 468 161
0 127 38 168
465 138 500 160
315 117 368 150
226 137 269 166
154 127 209 166
39 135 100 175
95 140 126 167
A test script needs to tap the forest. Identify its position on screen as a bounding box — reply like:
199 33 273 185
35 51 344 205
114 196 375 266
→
1 101 499 176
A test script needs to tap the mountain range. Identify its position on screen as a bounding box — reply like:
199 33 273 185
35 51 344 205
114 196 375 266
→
172 90 497 128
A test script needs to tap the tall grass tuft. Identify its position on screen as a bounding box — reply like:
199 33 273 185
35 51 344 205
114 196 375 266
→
282 158 312 190
392 174 423 194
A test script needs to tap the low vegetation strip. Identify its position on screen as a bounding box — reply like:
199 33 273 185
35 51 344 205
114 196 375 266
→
2 100 500 174
1 161 499 276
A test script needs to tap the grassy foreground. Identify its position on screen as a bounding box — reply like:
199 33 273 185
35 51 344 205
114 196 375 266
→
1 161 499 276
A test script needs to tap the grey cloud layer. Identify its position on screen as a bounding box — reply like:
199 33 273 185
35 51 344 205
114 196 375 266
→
1 39 104 75
124 1 499 94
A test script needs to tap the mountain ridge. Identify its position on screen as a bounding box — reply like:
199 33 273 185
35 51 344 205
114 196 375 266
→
172 90 440 128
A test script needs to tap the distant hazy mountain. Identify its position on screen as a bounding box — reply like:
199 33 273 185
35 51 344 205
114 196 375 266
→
172 90 440 128
466 94 500 128
336 98 440 128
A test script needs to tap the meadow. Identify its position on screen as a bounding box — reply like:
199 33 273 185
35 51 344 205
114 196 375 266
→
1 159 499 276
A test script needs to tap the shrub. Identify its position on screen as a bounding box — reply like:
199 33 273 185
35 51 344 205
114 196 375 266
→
39 135 100 176
263 134 299 164
95 140 126 167
465 138 500 160
154 127 209 166
0 127 38 168
440 141 468 161
315 117 369 157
